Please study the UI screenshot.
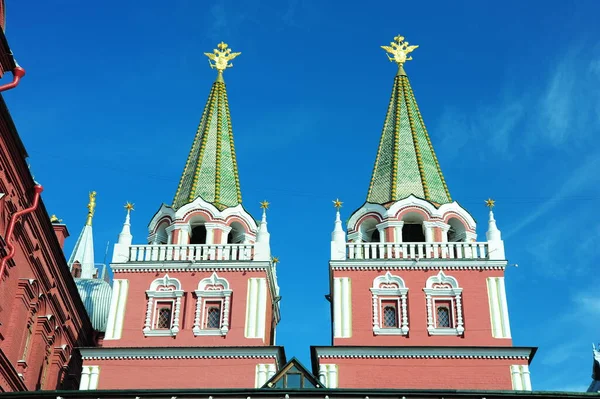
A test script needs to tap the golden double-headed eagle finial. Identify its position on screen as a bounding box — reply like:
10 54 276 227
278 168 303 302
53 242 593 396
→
204 42 241 74
86 191 97 226
381 35 419 67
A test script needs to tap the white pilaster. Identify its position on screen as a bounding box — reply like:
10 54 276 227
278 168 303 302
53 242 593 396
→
510 365 531 391
79 366 91 390
333 277 352 338
319 364 339 388
245 278 267 340
104 279 129 340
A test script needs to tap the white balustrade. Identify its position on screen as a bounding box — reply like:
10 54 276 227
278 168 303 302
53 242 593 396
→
127 244 254 262
346 242 489 260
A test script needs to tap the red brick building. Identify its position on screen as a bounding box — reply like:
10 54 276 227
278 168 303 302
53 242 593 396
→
0 1 94 391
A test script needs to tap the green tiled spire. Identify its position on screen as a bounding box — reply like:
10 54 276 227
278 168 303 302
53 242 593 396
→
367 36 451 205
172 44 243 210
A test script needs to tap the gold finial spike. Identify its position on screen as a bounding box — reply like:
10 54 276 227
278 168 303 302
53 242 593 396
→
204 42 241 80
381 35 419 74
260 200 270 210
125 202 135 214
485 198 496 209
50 214 62 224
272 256 280 265
86 191 97 226
333 198 343 209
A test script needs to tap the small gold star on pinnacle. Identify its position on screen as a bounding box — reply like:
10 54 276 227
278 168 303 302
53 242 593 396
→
125 202 135 212
333 198 343 209
272 256 280 264
260 200 270 210
485 198 495 209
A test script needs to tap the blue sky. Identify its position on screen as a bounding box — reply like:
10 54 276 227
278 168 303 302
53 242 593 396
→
3 0 600 392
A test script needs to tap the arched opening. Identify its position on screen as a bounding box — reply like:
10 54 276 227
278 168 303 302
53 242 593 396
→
155 221 169 244
447 217 467 242
359 218 381 243
227 221 246 244
401 212 425 242
190 225 207 244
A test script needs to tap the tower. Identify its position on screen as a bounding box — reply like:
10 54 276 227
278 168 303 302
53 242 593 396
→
315 36 534 390
77 43 283 391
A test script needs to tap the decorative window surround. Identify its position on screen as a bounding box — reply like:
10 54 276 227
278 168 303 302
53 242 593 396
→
143 274 183 337
318 364 339 388
370 272 408 335
423 271 464 336
313 346 534 360
193 272 232 336
79 365 100 390
255 363 277 388
511 365 532 390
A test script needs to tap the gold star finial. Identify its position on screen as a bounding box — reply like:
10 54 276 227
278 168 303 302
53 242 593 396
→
125 202 135 213
485 198 495 209
85 191 97 226
381 35 419 67
333 198 343 209
272 256 280 265
260 200 270 210
204 42 241 74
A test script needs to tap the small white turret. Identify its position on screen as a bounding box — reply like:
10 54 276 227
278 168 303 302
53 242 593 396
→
254 201 271 261
112 203 134 263
485 199 505 260
330 199 347 260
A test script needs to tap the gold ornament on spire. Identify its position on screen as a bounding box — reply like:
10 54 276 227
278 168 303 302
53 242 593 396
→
381 35 419 67
260 200 270 210
125 202 135 213
86 191 97 226
272 256 280 264
333 198 343 209
485 198 496 209
204 42 241 73
50 214 62 224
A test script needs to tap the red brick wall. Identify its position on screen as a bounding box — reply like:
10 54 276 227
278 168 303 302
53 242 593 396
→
331 357 527 389
88 358 267 389
104 270 274 347
0 95 94 391
332 269 511 347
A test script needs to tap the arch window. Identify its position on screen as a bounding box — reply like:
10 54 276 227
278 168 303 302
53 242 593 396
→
370 272 409 335
193 272 232 336
143 274 183 337
190 225 207 244
424 271 464 335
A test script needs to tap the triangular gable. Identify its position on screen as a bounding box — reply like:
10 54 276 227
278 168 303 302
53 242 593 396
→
262 357 322 389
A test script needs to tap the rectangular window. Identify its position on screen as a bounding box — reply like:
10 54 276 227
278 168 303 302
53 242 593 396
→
434 300 453 328
381 299 398 328
21 325 33 361
204 301 222 329
153 302 173 329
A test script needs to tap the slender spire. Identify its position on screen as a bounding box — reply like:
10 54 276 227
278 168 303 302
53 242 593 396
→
485 198 501 241
117 202 134 246
332 198 345 240
172 42 243 211
68 191 97 279
256 200 270 240
367 35 451 205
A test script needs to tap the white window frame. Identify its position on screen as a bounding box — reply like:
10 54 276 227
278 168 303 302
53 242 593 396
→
193 272 232 336
152 299 175 330
424 271 464 336
370 272 409 335
143 274 183 337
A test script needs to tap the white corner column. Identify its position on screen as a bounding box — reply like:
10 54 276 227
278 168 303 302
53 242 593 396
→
487 277 512 338
319 364 339 388
333 277 352 338
79 366 100 390
255 363 277 387
245 278 267 340
510 365 532 391
104 279 129 340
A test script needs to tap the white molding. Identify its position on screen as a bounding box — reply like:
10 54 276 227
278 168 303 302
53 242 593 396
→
330 259 507 271
80 347 284 362
314 346 533 360
111 261 270 273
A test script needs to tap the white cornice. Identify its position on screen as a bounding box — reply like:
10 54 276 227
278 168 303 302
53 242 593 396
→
111 261 271 273
314 346 533 360
79 347 284 362
330 259 507 270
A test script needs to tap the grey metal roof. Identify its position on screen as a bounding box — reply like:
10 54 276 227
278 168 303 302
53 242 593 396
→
74 278 112 332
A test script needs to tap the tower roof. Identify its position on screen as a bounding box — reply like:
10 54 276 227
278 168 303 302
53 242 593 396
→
367 36 451 205
68 191 97 279
172 42 242 210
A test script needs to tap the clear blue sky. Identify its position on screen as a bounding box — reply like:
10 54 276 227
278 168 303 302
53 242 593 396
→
3 0 600 392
